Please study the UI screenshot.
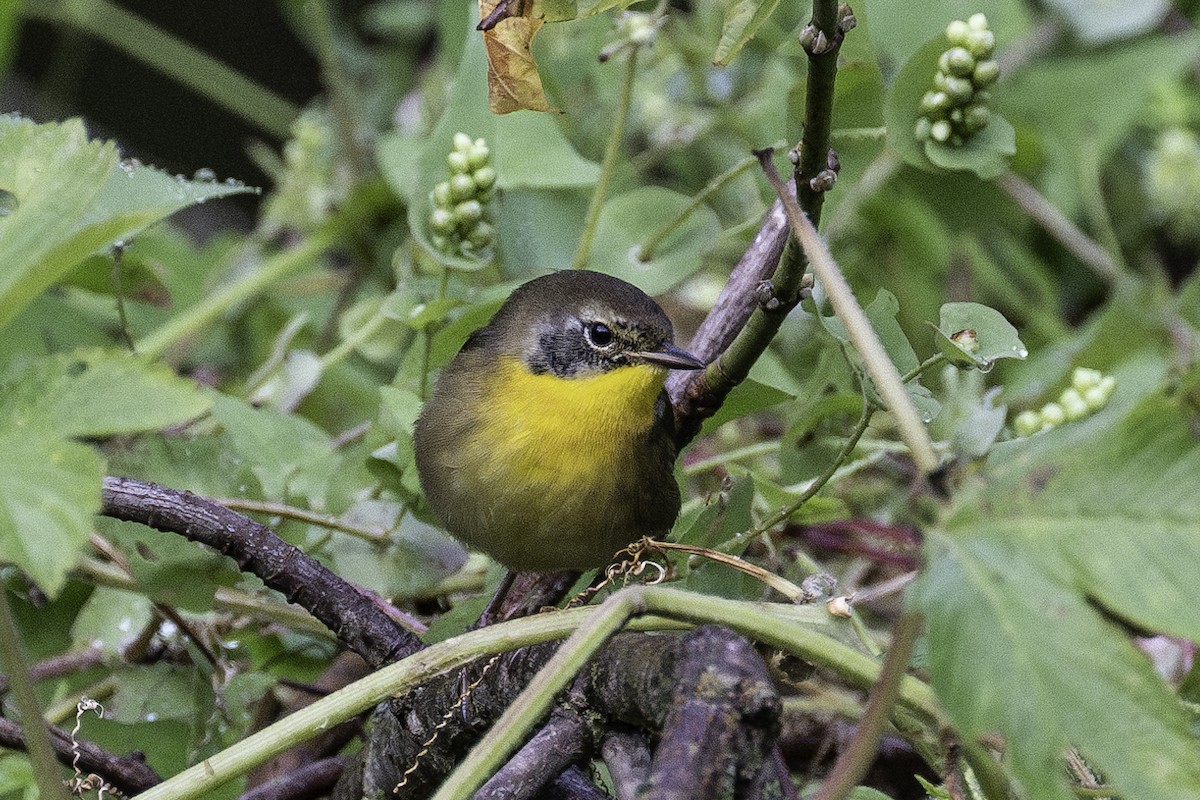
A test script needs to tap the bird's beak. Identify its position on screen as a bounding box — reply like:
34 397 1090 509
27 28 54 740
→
635 341 705 371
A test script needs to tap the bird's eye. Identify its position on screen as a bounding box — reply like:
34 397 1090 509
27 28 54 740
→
586 322 614 348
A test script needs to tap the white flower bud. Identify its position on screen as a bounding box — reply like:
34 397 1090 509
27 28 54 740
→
946 19 970 44
1014 410 1043 437
1071 367 1104 392
1041 402 1066 427
1060 388 1089 420
447 150 471 174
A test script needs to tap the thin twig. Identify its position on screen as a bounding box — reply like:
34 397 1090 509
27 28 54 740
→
100 476 419 668
996 173 1123 285
571 46 639 269
756 152 939 474
214 498 391 544
811 612 923 800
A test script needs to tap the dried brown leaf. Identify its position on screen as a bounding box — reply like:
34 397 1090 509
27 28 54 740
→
480 0 556 113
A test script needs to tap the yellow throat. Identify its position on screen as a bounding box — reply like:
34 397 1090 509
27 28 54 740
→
476 356 668 490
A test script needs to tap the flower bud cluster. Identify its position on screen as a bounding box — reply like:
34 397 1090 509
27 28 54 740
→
1013 368 1116 436
429 132 497 258
1143 128 1200 243
915 14 999 148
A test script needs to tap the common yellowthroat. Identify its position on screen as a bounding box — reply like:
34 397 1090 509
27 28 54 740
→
414 270 704 572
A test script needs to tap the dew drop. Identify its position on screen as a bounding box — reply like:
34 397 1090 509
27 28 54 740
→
193 167 217 182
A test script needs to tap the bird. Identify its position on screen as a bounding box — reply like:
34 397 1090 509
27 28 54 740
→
414 269 705 573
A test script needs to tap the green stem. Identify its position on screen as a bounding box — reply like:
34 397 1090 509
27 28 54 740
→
0 590 71 800
318 307 387 370
44 677 118 726
570 47 639 270
750 396 872 537
683 440 781 476
635 153 760 262
433 587 942 799
137 231 335 360
779 0 844 267
996 172 1123 285
1078 143 1132 280
963 741 1014 800
902 353 945 383
431 588 646 800
759 156 939 474
675 0 844 441
811 612 923 800
420 269 451 400
304 0 370 175
29 0 298 139
133 588 942 800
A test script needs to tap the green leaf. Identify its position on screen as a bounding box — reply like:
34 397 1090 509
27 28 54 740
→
98 516 241 612
0 754 36 800
210 393 332 498
0 426 102 595
931 301 1027 370
0 349 212 438
913 362 1200 799
109 663 203 724
847 788 895 800
71 587 155 657
998 33 1200 214
369 386 426 498
677 472 760 599
492 112 600 189
541 0 642 20
713 0 782 66
330 503 466 598
922 115 1016 179
494 189 592 278
928 369 1007 459
0 357 180 599
338 293 417 364
1042 0 1169 44
866 0 1032 69
822 290 941 421
0 115 254 331
822 289 917 373
65 252 171 306
248 350 323 412
586 187 720 294
376 132 424 202
700 378 793 435
914 537 1200 800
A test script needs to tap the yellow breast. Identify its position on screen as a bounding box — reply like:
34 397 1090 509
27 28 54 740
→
472 356 668 491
